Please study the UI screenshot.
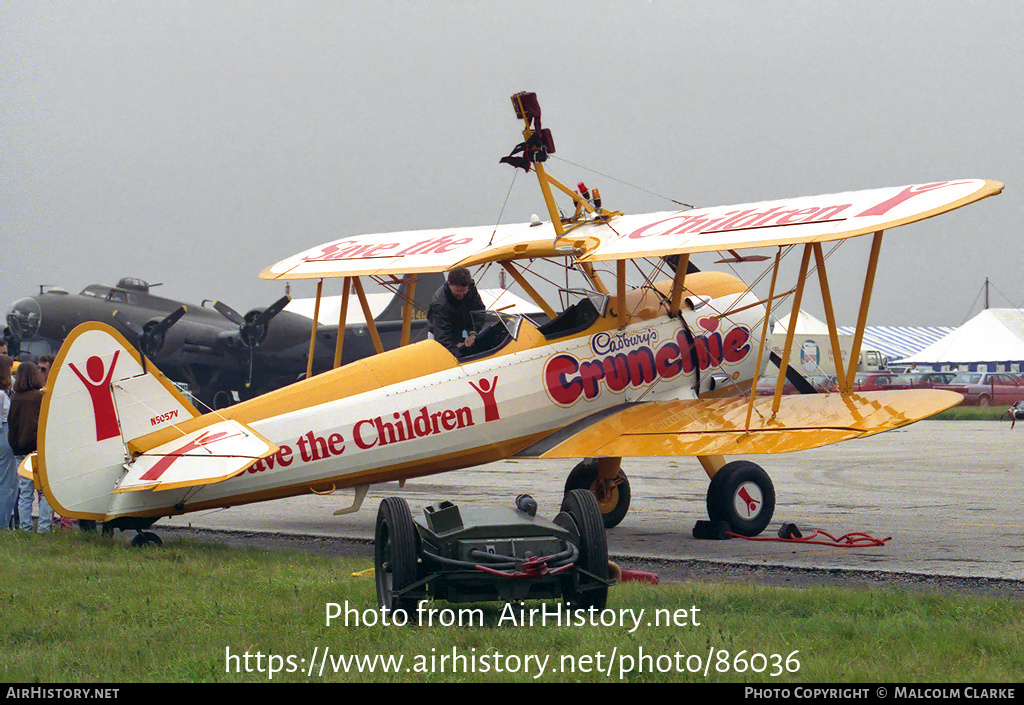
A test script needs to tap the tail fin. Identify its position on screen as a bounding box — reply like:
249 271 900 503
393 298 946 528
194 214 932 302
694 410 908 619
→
37 322 201 520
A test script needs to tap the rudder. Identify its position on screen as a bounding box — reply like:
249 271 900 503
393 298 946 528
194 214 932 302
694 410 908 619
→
37 322 200 520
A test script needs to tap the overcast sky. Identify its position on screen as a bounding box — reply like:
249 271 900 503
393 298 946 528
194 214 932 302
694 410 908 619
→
3 1 1021 328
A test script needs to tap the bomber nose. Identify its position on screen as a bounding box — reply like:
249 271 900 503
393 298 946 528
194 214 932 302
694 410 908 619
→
6 297 42 340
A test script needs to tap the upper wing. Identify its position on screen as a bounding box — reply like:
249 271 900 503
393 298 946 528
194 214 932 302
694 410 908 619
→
259 180 1001 279
259 221 561 280
577 179 1003 262
515 389 962 459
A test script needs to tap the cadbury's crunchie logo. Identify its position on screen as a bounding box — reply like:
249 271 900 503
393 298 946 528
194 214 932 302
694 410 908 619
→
545 326 751 407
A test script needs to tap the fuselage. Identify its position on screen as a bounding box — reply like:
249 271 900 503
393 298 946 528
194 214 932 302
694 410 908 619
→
105 273 763 520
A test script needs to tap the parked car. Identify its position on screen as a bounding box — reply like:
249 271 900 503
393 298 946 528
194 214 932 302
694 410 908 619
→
755 374 798 396
888 371 957 390
852 371 898 391
806 375 839 393
939 372 1024 406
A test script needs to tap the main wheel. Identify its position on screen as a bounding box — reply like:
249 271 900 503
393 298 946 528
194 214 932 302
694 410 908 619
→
565 458 631 528
374 497 421 621
706 461 775 537
560 489 609 610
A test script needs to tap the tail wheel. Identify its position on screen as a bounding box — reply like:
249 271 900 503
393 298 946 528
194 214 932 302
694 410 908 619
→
374 497 421 621
706 461 775 537
560 489 609 610
565 458 631 528
130 531 162 548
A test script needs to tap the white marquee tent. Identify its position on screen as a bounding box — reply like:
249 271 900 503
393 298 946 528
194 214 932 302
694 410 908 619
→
898 309 1024 372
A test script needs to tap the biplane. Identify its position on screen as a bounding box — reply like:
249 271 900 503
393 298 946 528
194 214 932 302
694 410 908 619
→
34 92 1002 545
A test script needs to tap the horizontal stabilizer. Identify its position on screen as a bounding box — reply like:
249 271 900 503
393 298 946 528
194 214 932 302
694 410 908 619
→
517 389 963 458
17 453 35 481
115 420 278 493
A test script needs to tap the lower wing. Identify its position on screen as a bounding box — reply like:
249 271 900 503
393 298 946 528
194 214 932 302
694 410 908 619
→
517 389 962 458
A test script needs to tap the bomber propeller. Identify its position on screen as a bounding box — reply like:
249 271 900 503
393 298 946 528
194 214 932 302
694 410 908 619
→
112 306 187 372
212 295 291 387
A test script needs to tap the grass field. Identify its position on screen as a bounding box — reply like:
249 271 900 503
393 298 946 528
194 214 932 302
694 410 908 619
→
1 530 1021 683
931 405 1011 421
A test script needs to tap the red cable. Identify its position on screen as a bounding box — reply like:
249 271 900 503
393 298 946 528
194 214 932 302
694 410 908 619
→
725 529 890 547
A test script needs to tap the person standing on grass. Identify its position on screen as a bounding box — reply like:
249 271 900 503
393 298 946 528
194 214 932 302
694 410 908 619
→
0 355 16 529
9 362 50 533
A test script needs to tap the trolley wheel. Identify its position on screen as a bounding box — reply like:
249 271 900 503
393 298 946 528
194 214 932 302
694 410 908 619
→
560 488 609 610
374 497 421 621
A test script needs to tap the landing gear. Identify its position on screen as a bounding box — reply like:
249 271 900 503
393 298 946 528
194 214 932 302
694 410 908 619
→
194 383 236 410
706 460 775 537
564 457 631 528
130 531 163 548
374 497 421 621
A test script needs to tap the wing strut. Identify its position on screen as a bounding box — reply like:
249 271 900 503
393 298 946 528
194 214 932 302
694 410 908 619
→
846 231 884 388
352 277 384 354
812 243 848 393
745 248 782 430
306 279 324 380
773 244 813 416
400 274 416 346
668 254 690 317
332 277 352 369
500 261 557 319
616 260 627 329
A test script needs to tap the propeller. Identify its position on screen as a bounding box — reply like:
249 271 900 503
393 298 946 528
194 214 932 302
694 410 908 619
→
212 295 291 387
112 306 187 372
213 295 291 349
6 297 42 340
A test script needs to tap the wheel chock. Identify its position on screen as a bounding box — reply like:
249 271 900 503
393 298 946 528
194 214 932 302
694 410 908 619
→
608 561 659 584
692 520 731 540
778 522 803 539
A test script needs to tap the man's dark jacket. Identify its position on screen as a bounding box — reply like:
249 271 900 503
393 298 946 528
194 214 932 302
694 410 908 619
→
427 282 485 356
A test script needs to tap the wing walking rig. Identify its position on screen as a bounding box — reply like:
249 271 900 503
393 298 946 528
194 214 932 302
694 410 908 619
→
35 91 1002 540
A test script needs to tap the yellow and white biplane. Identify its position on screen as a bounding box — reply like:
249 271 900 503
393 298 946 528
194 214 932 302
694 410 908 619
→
35 92 1002 544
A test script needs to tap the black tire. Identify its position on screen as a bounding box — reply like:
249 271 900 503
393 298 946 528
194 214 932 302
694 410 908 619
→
706 461 775 537
564 458 631 528
374 497 420 622
130 531 162 548
560 489 609 610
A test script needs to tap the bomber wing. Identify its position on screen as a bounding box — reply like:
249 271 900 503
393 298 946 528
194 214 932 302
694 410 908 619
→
515 389 963 459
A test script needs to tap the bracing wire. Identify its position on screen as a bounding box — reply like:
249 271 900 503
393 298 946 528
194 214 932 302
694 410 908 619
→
550 155 695 209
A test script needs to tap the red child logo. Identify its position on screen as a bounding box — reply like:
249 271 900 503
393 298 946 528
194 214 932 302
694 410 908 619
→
737 486 760 517
856 181 969 217
468 377 500 422
139 429 243 482
68 351 121 442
